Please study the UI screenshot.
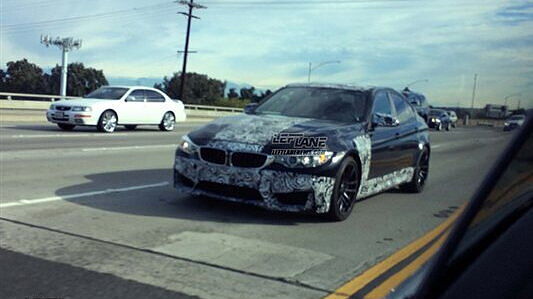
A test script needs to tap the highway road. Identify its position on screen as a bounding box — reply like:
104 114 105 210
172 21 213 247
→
0 121 514 298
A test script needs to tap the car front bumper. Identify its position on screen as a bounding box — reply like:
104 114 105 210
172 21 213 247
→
173 155 336 213
46 110 98 126
428 120 442 128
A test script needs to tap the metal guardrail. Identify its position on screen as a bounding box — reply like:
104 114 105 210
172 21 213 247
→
0 92 244 113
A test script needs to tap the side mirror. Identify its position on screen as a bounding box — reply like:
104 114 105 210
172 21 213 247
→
372 113 400 127
125 95 136 102
244 103 259 114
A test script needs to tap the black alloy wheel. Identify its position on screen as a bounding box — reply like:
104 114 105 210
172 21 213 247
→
328 157 360 221
400 147 430 193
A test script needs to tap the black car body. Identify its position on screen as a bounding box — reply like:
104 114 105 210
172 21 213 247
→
174 83 430 220
428 109 452 131
402 88 430 123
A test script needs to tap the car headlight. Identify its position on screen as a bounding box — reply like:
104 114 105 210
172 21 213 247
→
50 105 56 110
275 151 334 168
504 122 509 126
72 106 92 112
434 118 441 123
177 135 198 155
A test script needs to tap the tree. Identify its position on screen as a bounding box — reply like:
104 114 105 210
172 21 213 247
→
257 89 272 101
239 86 255 100
2 59 48 94
0 69 7 91
227 88 239 99
154 72 226 105
48 62 108 96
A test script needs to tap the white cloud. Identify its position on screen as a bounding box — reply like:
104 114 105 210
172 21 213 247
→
1 0 532 108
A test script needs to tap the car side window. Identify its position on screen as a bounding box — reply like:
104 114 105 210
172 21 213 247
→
145 90 165 103
127 90 145 102
390 92 413 123
373 91 392 116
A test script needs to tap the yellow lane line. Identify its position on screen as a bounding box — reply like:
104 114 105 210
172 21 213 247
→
365 232 449 298
325 206 464 299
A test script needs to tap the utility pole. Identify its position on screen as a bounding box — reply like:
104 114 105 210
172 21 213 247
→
41 35 82 97
176 0 206 101
470 73 478 118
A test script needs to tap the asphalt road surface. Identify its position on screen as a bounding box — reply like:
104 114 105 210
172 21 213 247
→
0 121 514 299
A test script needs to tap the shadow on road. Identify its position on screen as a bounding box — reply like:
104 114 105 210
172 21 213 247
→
56 168 330 225
2 124 165 133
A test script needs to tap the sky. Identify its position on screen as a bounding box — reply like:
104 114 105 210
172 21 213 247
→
1 0 532 108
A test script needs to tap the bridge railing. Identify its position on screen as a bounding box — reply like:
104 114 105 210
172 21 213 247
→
0 92 244 113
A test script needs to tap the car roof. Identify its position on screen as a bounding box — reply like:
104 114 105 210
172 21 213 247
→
103 85 162 92
284 83 373 92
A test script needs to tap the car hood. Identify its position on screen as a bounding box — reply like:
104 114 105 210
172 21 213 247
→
187 113 365 153
52 98 113 107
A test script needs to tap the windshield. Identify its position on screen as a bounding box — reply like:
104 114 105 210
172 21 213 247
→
84 87 128 100
254 87 368 122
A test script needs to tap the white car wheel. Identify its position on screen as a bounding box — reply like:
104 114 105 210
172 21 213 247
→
98 110 118 133
159 112 175 131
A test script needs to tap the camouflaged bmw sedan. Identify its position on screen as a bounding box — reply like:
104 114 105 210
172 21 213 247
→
174 83 430 221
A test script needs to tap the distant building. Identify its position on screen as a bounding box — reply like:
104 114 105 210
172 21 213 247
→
484 104 509 119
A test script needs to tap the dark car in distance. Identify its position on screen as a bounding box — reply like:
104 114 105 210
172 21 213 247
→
174 83 430 221
503 114 526 131
402 88 430 123
429 109 453 131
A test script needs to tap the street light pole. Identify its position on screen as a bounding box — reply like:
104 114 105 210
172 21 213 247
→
470 73 478 118
406 79 428 89
504 93 521 107
41 35 82 98
307 60 341 83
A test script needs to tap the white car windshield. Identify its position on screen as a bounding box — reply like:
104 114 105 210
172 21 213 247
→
84 87 128 100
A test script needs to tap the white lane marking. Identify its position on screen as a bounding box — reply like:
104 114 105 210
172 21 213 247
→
431 144 443 149
9 131 190 138
82 144 179 152
0 181 170 208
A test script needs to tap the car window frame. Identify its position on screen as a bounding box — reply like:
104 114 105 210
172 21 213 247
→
145 89 166 103
126 89 146 102
388 90 413 123
372 89 394 117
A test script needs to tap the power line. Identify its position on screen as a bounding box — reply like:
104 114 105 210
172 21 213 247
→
2 2 174 32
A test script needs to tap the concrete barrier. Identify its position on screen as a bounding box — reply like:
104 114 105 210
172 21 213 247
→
0 99 242 119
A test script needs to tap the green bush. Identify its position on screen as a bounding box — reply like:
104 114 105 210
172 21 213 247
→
212 98 251 108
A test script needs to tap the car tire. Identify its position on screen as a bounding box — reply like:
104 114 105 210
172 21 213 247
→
57 123 75 131
159 112 175 131
327 157 360 222
446 123 450 131
400 147 429 193
124 125 137 130
97 110 118 133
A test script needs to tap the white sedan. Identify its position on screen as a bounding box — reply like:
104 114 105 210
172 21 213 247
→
46 86 186 133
